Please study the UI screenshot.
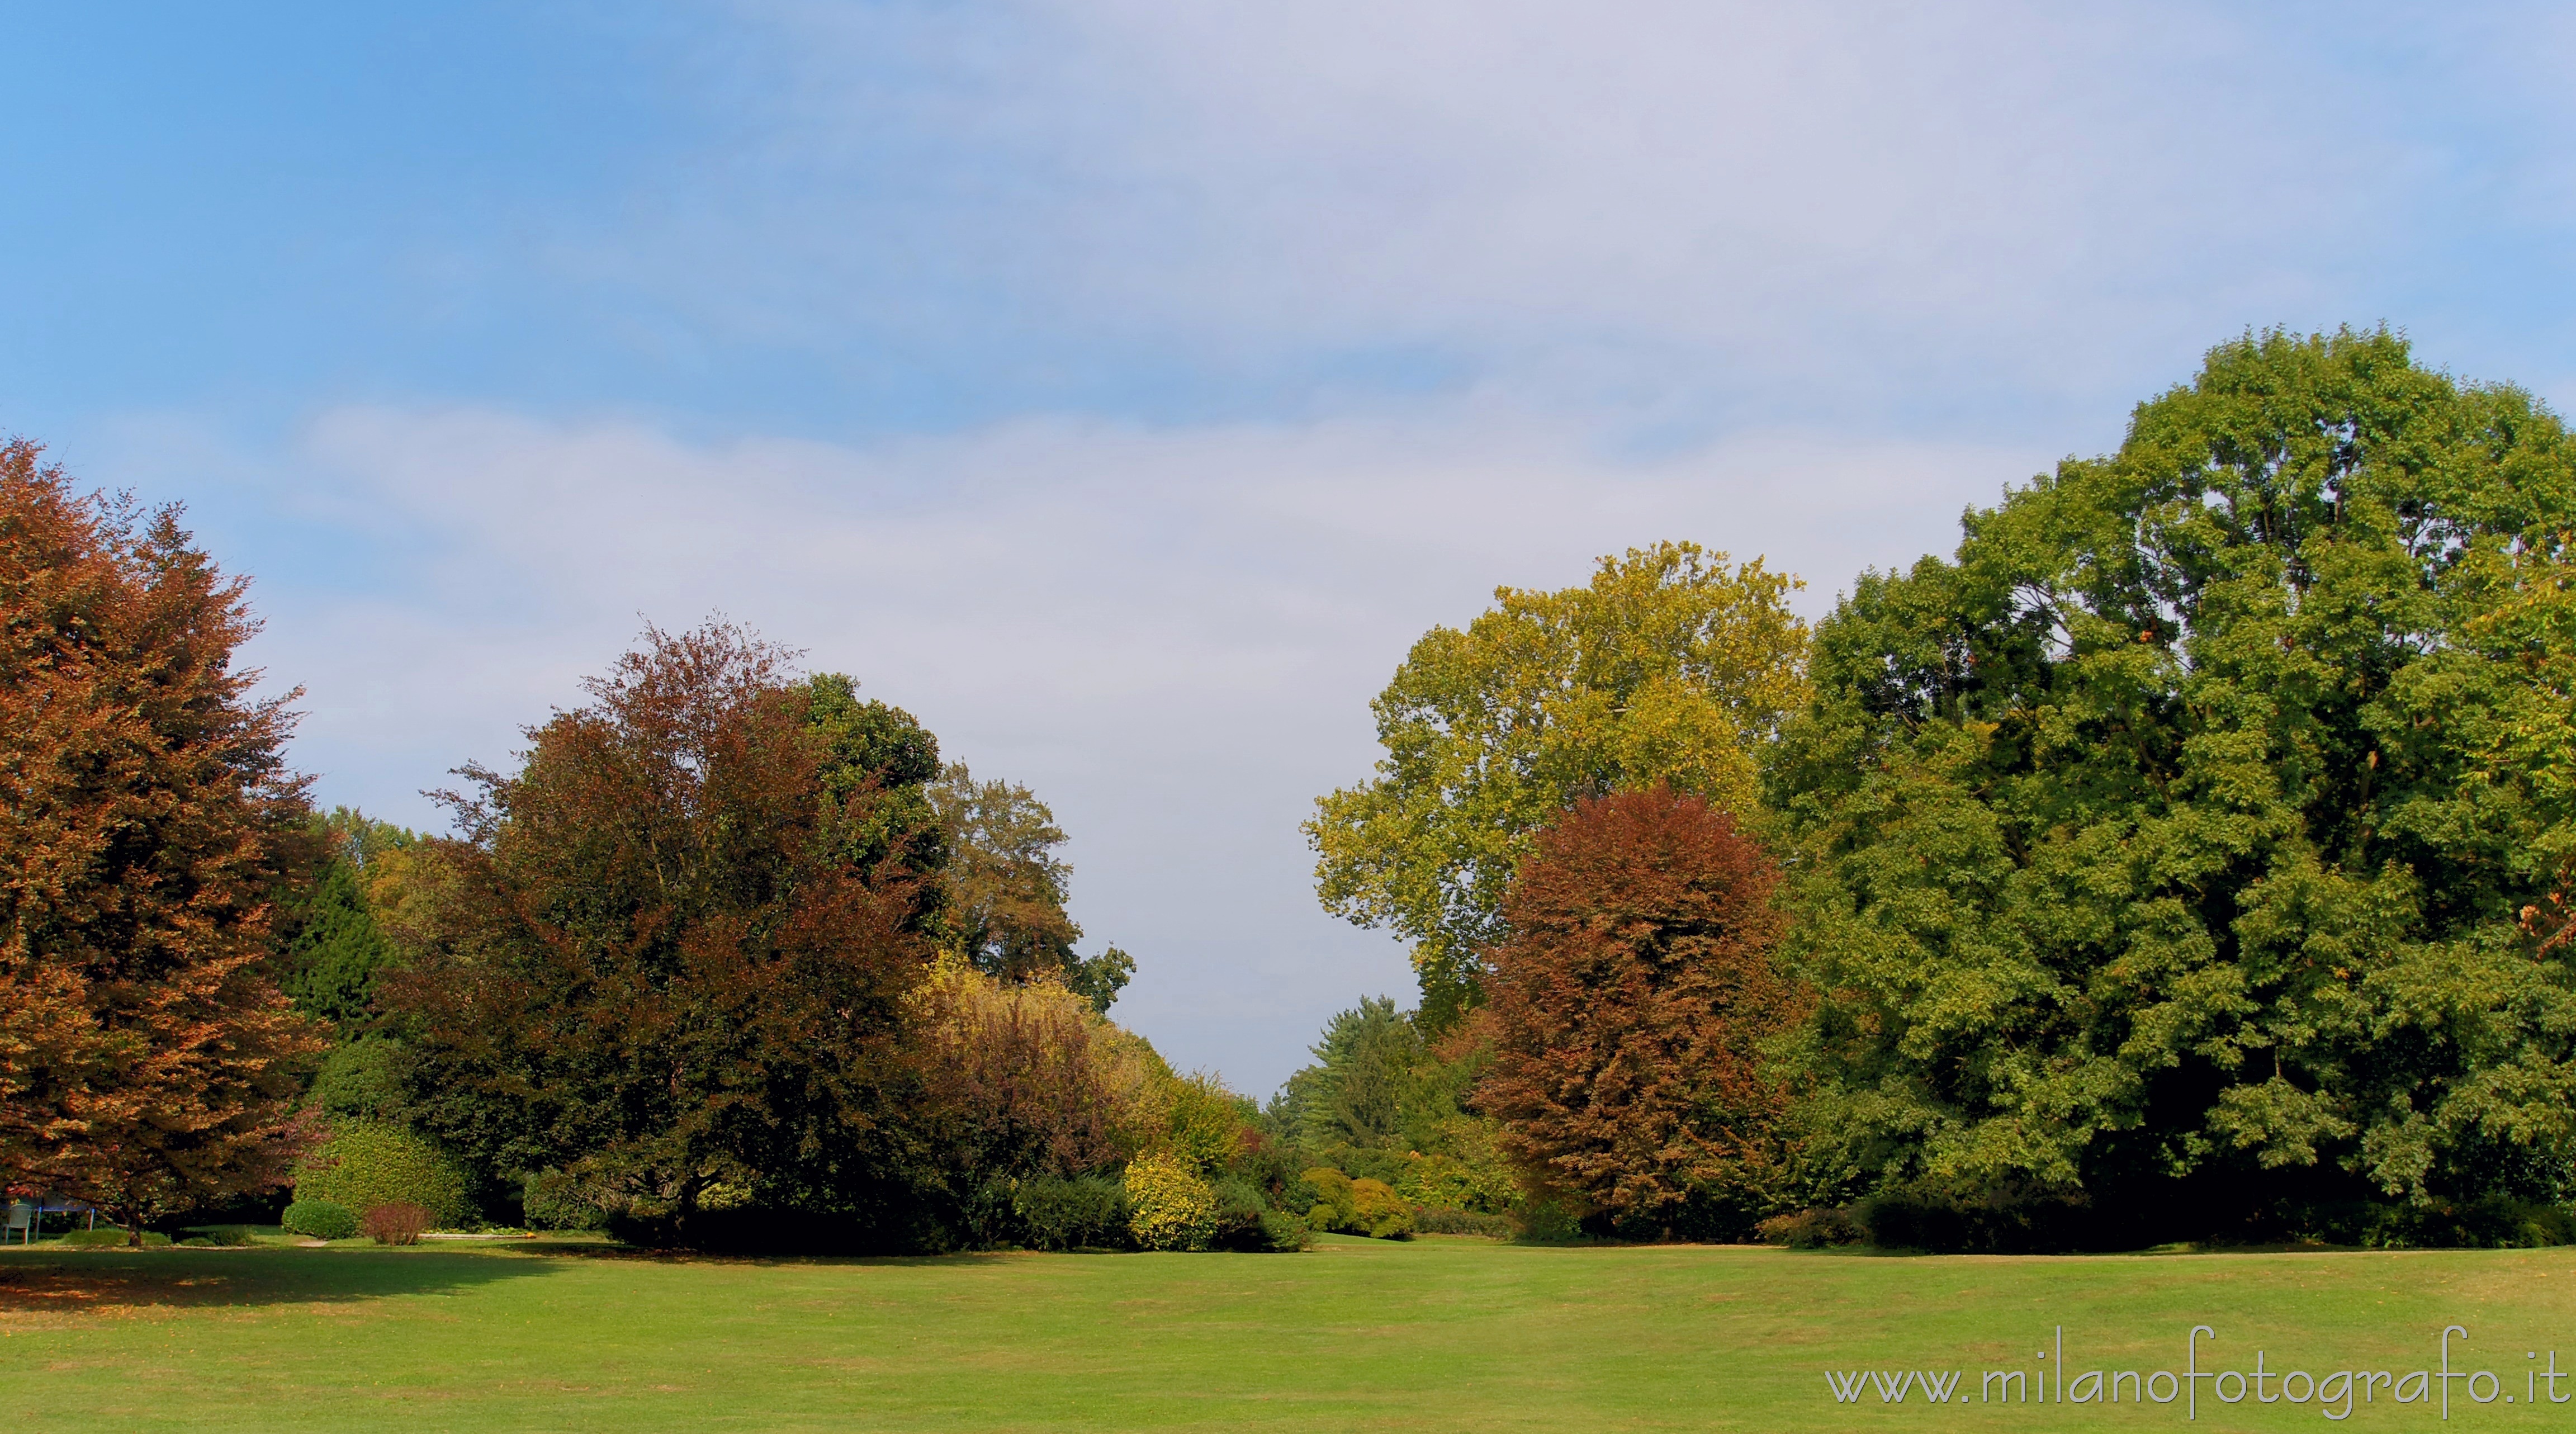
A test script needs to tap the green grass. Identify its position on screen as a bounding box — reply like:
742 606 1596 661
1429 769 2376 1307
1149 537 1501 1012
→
3 1234 2573 1431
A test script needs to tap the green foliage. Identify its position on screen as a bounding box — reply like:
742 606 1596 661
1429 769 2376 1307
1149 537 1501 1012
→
1772 328 2576 1237
305 1038 413 1123
802 673 948 883
1394 1152 1514 1215
1123 1153 1217 1251
520 1171 609 1232
1159 1071 1251 1175
1413 1207 1514 1237
1309 542 1811 1025
184 1224 261 1247
1350 1177 1414 1239
293 1120 473 1230
1011 1175 1132 1251
60 1227 170 1248
281 1200 358 1240
276 810 419 1031
1278 997 1416 1148
930 763 1135 1010
1267 997 1521 1218
1299 1166 1356 1232
1206 1177 1306 1251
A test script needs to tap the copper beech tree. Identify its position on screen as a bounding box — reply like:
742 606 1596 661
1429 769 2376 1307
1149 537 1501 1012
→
0 442 326 1242
383 624 943 1247
1474 789 1801 1235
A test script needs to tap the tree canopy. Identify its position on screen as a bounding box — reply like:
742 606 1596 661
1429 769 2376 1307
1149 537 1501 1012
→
1478 789 1798 1234
0 441 324 1239
1309 542 1808 1027
383 625 941 1244
930 763 1133 1012
1770 329 2576 1234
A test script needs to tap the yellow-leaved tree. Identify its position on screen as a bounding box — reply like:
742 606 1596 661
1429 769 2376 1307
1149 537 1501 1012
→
1306 542 1808 1027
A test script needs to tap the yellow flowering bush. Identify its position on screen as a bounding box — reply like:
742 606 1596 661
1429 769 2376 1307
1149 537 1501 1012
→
1123 1152 1217 1251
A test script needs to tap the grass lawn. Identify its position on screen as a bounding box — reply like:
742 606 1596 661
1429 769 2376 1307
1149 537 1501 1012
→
3 1233 2573 1431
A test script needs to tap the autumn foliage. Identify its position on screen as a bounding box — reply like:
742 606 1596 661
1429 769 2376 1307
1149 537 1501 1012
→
1474 789 1798 1232
382 624 937 1244
0 442 325 1241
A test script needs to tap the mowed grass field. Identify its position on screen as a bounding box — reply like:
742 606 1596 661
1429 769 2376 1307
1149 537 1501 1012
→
4 1234 2574 1432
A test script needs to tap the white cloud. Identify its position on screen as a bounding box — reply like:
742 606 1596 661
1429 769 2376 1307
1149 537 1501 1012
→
212 399 2042 1091
624 0 2503 423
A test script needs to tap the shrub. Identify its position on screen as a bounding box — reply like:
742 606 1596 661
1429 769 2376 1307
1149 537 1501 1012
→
361 1202 432 1246
1396 1151 1515 1215
1204 1177 1306 1252
1514 1198 1584 1243
1757 1206 1865 1249
1124 1152 1217 1251
520 1171 610 1232
1351 1177 1414 1239
292 1120 474 1230
1300 1167 1357 1233
186 1225 259 1247
1014 1175 1131 1251
282 1200 359 1240
61 1228 171 1248
1414 1207 1514 1238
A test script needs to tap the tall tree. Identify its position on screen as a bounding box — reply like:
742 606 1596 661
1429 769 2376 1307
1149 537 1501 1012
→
382 627 939 1244
1476 789 1798 1234
1308 542 1808 1027
0 442 325 1241
930 764 1133 1011
1772 329 2576 1236
1276 997 1419 1149
273 809 419 1031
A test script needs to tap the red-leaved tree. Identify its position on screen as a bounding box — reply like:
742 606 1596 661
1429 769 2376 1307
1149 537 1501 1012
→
1474 789 1800 1234
384 623 938 1246
0 441 326 1241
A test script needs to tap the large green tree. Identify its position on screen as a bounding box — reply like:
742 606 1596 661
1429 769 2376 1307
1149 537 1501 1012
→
1772 329 2576 1237
1309 542 1809 1026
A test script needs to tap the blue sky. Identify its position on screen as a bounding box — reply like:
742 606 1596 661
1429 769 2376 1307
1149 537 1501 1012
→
8 1 2576 1092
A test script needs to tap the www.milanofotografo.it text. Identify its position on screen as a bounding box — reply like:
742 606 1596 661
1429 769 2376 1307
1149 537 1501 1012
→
1826 1326 2568 1419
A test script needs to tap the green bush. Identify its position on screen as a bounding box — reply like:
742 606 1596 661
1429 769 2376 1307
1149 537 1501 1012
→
60 1228 170 1248
520 1170 610 1232
292 1119 473 1229
1514 1198 1584 1243
282 1200 359 1240
1351 1177 1414 1239
1014 1175 1131 1251
1299 1167 1357 1232
1124 1152 1217 1251
186 1225 261 1247
1395 1152 1515 1215
1414 1207 1514 1238
1206 1177 1305 1252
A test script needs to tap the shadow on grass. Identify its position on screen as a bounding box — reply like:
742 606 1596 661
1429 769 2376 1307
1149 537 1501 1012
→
0 1244 567 1316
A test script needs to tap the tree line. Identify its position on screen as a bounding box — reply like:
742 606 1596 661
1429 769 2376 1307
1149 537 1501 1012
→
1306 329 2576 1250
13 325 2576 1253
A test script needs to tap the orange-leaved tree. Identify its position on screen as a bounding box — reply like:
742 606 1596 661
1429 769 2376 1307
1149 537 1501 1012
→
1474 789 1800 1236
0 441 326 1242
